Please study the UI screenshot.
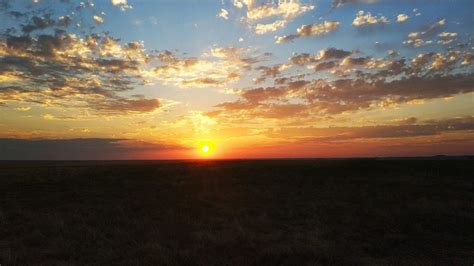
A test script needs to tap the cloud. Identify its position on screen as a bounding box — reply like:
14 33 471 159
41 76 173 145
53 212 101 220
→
396 13 409 23
387 49 399 57
93 15 104 24
22 15 55 33
265 116 474 141
0 138 183 160
290 48 352 65
332 0 378 8
352 10 388 27
255 19 287 35
0 1 160 115
275 21 340 43
253 64 291 83
437 32 457 45
403 19 446 47
246 0 314 21
296 21 340 36
210 48 474 119
14 106 31 111
217 8 229 20
232 0 254 9
97 98 161 114
150 47 267 88
235 0 314 35
403 35 430 48
111 0 132 11
313 61 337 71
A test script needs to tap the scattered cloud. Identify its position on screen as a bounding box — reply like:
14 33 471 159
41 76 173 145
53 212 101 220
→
352 10 389 27
0 1 159 115
403 19 446 47
14 106 31 111
290 48 352 65
233 0 314 35
217 8 229 20
265 116 474 141
150 47 268 88
332 0 378 8
396 13 409 23
276 21 340 43
93 15 104 24
111 0 132 11
255 20 287 34
253 64 292 83
232 0 253 9
246 0 314 21
210 48 474 120
437 32 457 45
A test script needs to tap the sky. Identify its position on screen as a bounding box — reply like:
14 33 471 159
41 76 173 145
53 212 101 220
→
0 0 473 159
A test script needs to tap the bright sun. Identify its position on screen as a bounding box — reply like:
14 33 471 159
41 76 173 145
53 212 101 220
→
198 142 215 157
201 145 210 153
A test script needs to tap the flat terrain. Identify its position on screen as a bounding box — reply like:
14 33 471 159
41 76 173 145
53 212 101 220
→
0 159 473 265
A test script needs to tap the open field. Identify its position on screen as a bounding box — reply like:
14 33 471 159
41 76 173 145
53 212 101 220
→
0 159 473 265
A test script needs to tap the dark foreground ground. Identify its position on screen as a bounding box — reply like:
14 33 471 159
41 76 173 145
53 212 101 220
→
0 159 473 265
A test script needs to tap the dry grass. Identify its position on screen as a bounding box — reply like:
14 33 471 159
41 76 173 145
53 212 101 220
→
0 159 473 265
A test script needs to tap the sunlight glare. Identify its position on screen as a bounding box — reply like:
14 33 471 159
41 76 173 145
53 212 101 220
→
197 141 216 157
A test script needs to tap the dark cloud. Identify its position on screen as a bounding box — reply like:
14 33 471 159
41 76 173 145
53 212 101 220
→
0 138 183 160
314 61 337 71
253 64 291 84
97 98 161 114
241 87 287 102
212 70 474 118
290 48 352 65
22 15 55 33
266 116 474 141
211 38 474 120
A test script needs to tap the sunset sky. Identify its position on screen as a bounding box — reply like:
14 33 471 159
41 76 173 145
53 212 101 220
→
0 0 473 159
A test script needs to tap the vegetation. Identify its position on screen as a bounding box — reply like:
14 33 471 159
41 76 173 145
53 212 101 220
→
1 159 473 265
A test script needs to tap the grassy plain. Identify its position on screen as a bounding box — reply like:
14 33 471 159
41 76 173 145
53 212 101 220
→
0 158 473 265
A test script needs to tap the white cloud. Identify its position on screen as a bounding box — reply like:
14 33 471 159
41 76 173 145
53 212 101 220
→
297 21 340 36
93 15 104 24
437 32 457 45
275 21 340 44
255 20 287 35
246 1 314 21
233 0 254 9
352 10 389 26
403 19 447 47
218 8 229 20
397 14 409 23
111 0 132 11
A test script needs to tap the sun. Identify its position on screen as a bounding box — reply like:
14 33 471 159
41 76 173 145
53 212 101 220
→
201 145 210 153
197 141 216 157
